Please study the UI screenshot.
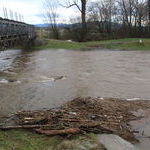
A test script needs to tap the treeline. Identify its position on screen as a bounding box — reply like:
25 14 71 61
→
43 0 150 42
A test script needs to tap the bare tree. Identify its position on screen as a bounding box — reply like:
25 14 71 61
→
43 0 59 39
119 0 135 29
135 0 147 32
63 0 88 41
147 0 150 31
88 1 108 32
117 0 148 35
148 0 150 23
42 0 150 40
88 0 116 33
105 0 113 33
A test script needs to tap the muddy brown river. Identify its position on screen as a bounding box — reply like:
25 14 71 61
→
1 49 150 115
0 48 150 149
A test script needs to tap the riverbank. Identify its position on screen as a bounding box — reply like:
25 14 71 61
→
33 38 150 50
0 97 150 150
0 130 105 150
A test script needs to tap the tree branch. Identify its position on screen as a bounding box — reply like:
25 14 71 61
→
60 0 82 12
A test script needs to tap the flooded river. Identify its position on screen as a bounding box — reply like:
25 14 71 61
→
1 48 150 149
1 49 150 116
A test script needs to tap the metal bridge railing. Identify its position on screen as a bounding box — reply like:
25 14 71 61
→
0 17 36 49
0 17 35 39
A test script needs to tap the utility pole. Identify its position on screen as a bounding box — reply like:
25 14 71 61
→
22 15 24 22
3 7 8 19
5 8 8 19
3 7 6 18
9 10 13 20
15 12 18 21
19 14 22 22
12 11 14 20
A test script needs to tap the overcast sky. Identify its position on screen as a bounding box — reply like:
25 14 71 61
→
0 0 85 24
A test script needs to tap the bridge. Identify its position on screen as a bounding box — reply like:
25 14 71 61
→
0 17 36 49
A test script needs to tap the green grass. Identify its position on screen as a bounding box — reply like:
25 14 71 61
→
34 39 86 50
33 38 150 51
98 38 150 50
0 130 105 150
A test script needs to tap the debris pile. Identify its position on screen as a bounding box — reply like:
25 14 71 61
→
1 97 150 142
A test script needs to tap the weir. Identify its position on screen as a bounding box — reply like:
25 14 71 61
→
0 17 36 49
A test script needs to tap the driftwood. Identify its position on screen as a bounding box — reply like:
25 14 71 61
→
1 97 148 142
35 128 81 135
60 119 95 122
0 124 51 130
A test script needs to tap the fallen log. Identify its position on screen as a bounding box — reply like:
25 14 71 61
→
35 128 81 135
0 124 51 130
79 123 114 134
60 119 95 122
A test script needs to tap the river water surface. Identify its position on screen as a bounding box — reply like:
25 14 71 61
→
1 48 150 149
1 49 150 116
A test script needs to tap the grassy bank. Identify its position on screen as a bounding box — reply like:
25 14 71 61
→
0 130 105 150
34 38 150 50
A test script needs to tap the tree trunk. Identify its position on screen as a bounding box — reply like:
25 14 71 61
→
81 0 87 41
148 0 150 32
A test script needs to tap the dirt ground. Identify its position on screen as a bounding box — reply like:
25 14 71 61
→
1 97 150 143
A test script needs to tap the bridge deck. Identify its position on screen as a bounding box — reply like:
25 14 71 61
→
0 17 36 49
